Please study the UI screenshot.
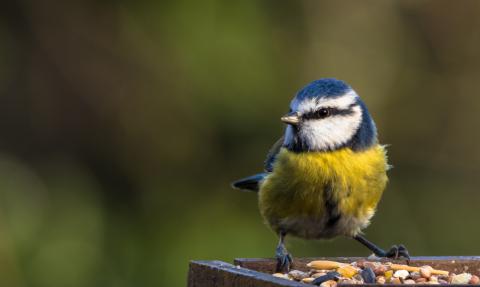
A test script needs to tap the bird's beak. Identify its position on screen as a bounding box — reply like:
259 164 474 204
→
281 111 301 125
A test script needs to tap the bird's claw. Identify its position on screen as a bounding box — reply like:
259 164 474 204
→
384 244 410 263
275 244 292 273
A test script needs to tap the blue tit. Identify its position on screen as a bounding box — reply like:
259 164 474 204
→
232 78 409 272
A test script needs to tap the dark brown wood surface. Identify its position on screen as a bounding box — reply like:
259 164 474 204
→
188 257 480 287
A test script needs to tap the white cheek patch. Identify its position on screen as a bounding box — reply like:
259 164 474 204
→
299 105 362 150
291 90 358 113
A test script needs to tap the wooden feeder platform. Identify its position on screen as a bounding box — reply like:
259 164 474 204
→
188 257 480 287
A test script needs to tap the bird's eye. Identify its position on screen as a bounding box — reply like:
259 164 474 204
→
316 108 330 118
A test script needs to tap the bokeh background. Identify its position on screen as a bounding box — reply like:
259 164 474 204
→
1 0 480 286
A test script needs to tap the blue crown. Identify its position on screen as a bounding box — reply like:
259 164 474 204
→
295 78 352 101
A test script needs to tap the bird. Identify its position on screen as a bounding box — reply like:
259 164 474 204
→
232 78 409 272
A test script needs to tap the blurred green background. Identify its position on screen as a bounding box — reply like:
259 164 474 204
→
1 0 480 286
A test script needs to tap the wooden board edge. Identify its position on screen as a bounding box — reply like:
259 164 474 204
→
187 260 304 287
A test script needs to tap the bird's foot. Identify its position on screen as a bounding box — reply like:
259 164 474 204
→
354 235 410 264
382 244 410 262
275 243 292 273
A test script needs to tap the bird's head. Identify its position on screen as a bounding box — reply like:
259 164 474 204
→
282 78 377 152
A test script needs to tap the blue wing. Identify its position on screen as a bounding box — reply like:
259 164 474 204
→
264 136 284 172
231 136 284 192
231 173 268 192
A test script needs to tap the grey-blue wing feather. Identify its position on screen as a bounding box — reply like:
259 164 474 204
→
231 136 284 192
231 173 267 192
264 136 284 172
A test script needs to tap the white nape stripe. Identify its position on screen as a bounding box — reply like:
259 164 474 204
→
291 90 358 113
316 90 358 109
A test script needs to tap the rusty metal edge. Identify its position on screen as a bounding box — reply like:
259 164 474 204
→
188 260 304 287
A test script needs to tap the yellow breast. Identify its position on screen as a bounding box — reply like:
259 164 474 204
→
258 145 388 238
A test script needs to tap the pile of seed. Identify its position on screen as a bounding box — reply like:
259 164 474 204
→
272 260 480 286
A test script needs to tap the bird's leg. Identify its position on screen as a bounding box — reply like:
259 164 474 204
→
275 231 292 273
354 234 410 262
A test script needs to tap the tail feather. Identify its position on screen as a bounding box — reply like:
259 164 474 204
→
231 173 267 192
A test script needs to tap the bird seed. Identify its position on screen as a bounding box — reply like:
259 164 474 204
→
271 260 480 285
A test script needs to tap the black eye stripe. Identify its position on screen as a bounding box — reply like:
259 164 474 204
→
334 108 355 116
302 106 355 120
